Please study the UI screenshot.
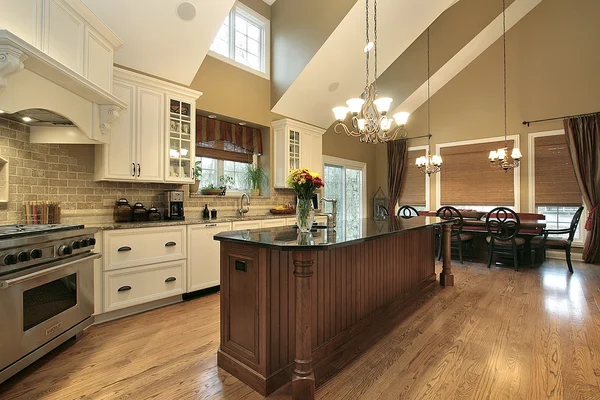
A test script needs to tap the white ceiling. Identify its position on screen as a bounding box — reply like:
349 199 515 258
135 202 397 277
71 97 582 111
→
271 0 460 129
391 0 543 116
82 0 235 85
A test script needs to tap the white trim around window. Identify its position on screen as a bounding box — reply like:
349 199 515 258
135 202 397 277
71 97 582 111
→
435 135 521 211
322 155 368 218
408 144 431 211
208 2 270 80
528 129 586 247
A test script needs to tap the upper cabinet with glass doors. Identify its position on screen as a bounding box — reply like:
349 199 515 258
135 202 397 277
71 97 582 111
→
167 99 195 183
272 119 324 188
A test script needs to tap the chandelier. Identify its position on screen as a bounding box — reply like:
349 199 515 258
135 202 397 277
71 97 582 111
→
416 28 442 176
332 0 410 144
489 0 522 172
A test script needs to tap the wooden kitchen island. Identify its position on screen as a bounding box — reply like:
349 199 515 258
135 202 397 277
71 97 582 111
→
214 217 455 400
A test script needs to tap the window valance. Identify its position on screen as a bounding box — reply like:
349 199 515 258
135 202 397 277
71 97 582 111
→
196 116 263 155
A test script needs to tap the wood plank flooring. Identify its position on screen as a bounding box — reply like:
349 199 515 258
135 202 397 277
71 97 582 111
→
1 259 600 400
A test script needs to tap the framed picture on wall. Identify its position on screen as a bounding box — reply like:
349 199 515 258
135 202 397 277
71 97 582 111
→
373 186 388 220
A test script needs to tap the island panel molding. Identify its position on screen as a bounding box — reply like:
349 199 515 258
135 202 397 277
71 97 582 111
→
217 222 442 396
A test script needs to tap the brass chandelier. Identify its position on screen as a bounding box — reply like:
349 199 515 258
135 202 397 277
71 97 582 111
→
416 28 442 176
488 0 522 171
332 0 410 144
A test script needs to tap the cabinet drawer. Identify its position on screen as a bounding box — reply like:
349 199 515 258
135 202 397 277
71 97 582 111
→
104 226 186 271
104 261 186 312
261 219 286 228
232 220 262 230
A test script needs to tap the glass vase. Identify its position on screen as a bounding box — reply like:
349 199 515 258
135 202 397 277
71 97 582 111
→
296 197 314 233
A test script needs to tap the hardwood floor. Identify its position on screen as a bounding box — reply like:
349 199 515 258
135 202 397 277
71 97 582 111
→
1 259 599 399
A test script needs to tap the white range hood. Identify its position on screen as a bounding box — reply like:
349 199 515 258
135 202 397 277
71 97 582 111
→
0 0 126 144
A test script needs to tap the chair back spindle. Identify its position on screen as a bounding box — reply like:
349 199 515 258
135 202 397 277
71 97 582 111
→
486 207 521 241
397 205 420 219
436 206 464 238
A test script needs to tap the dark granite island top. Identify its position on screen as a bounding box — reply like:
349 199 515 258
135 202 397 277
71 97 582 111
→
215 216 456 400
214 216 454 250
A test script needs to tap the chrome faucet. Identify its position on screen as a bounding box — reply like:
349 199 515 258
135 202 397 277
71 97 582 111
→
317 197 337 231
238 193 250 217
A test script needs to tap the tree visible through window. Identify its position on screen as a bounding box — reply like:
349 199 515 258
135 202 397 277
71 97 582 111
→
324 162 364 239
196 157 250 192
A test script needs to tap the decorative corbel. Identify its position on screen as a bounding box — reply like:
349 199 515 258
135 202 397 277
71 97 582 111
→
0 45 27 91
99 105 122 135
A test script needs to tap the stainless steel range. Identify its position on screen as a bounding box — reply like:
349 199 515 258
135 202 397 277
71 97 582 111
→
0 224 99 384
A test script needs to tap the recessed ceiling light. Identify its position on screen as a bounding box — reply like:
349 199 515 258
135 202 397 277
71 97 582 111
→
364 42 374 52
22 116 32 122
328 82 340 92
239 122 246 126
0 110 4 114
208 115 217 119
177 2 196 21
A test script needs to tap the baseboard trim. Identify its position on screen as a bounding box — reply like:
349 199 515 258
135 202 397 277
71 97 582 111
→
546 250 584 262
93 295 183 325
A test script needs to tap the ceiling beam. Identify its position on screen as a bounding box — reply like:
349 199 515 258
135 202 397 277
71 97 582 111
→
391 0 543 116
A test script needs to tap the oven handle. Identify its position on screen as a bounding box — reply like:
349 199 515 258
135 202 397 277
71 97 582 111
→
0 253 101 288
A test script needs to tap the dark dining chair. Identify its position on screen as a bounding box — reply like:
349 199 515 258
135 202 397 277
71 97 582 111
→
436 206 473 264
397 205 420 218
486 207 525 270
530 206 584 273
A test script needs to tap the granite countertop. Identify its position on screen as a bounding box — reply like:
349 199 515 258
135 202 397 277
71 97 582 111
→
214 216 454 251
88 213 297 230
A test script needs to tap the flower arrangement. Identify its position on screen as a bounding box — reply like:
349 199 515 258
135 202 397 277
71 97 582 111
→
286 168 324 232
286 168 324 199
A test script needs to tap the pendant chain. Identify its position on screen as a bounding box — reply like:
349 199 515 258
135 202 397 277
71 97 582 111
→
427 28 431 154
374 0 378 96
365 0 369 91
503 0 507 148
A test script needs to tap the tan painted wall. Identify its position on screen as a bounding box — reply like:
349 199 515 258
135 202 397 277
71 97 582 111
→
271 0 357 107
375 0 600 213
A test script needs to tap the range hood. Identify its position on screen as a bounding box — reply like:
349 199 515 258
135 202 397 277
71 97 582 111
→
0 30 126 144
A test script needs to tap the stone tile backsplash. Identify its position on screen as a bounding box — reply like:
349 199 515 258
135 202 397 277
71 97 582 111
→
0 118 294 225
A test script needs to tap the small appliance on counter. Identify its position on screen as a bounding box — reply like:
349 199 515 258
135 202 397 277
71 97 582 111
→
147 206 161 221
132 202 148 222
114 198 133 222
166 190 185 220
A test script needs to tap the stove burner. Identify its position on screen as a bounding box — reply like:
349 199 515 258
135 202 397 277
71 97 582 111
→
0 224 84 240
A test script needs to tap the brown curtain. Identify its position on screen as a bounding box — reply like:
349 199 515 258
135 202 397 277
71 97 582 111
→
564 114 600 263
399 149 426 207
387 140 408 213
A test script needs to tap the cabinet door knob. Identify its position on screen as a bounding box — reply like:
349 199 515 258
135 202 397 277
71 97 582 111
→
117 246 132 252
165 241 177 247
165 277 176 283
118 285 132 292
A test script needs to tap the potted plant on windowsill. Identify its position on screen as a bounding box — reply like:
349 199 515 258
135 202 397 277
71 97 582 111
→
190 161 202 195
244 163 268 197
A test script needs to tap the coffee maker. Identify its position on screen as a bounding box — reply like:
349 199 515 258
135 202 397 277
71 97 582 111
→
166 190 185 220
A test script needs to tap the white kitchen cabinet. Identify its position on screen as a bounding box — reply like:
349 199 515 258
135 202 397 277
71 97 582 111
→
104 260 186 312
95 68 201 182
261 219 287 228
0 0 121 92
232 220 263 230
285 216 328 226
187 222 231 292
272 119 325 188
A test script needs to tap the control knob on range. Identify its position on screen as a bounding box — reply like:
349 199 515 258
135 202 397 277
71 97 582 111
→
57 245 73 256
30 249 42 259
17 251 31 262
79 238 89 248
71 240 81 250
2 254 17 265
88 237 96 246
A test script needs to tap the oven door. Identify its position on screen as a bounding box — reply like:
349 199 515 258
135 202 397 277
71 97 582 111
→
0 252 99 373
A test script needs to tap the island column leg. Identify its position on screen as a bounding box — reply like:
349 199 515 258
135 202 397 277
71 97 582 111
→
292 251 316 400
440 224 454 286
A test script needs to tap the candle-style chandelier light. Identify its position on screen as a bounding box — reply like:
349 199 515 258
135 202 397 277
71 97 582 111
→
488 0 522 171
332 0 410 144
416 28 442 176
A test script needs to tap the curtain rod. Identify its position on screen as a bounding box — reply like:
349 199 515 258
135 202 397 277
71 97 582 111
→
398 134 432 141
522 112 599 127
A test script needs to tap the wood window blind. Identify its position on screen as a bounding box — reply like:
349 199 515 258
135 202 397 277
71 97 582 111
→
534 134 581 206
196 141 253 164
398 149 427 206
440 140 515 206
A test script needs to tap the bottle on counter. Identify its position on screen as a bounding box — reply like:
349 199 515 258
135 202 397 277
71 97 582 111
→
203 204 210 220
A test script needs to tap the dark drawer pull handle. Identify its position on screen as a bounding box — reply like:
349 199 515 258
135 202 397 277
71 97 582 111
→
118 246 132 252
165 242 177 247
165 277 176 283
118 285 131 292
